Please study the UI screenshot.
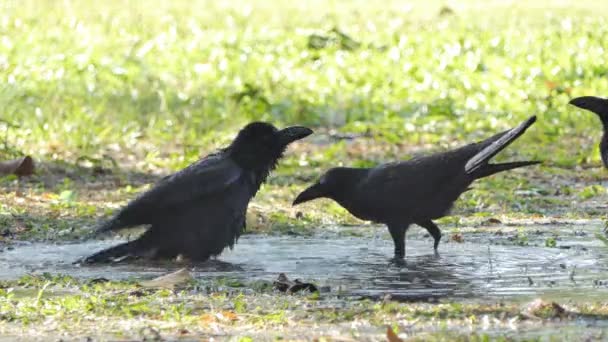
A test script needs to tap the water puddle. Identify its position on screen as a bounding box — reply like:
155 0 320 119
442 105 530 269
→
1 224 607 302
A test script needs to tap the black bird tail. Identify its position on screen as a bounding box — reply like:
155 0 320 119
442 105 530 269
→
465 116 537 175
472 161 541 179
78 240 144 264
91 217 123 236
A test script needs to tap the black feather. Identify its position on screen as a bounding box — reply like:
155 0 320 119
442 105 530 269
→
80 122 312 264
569 96 608 168
293 116 538 259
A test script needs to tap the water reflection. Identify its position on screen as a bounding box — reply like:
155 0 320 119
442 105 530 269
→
1 226 607 302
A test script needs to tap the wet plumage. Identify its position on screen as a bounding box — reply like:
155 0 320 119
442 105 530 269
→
294 116 539 259
81 122 312 264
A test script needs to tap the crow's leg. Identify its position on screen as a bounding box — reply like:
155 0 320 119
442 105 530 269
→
417 220 442 250
387 224 408 259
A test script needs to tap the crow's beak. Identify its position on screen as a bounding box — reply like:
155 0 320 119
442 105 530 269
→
278 126 313 146
293 182 325 205
569 96 608 115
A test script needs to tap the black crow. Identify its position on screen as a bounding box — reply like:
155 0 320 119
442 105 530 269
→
569 96 608 168
81 122 313 264
293 116 539 259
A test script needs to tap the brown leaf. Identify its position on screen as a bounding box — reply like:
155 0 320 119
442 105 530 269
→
199 311 238 326
521 298 566 320
139 268 193 289
386 326 404 342
273 273 318 293
199 313 217 326
450 233 464 243
0 156 35 177
219 310 238 321
482 217 502 225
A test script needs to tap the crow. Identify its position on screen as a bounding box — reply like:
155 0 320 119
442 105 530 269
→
293 116 539 259
81 122 313 264
569 96 608 168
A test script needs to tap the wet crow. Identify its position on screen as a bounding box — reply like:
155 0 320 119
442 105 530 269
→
569 96 608 168
81 122 313 264
293 116 539 259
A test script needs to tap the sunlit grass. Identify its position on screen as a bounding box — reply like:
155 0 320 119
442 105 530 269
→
0 0 607 172
0 0 607 239
2 3 608 339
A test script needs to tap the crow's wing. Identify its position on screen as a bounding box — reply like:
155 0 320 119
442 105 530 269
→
362 117 537 203
354 150 474 221
96 153 243 233
357 118 534 220
362 154 465 197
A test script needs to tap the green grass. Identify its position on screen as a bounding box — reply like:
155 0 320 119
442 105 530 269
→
1 0 608 169
1 274 608 340
1 0 608 241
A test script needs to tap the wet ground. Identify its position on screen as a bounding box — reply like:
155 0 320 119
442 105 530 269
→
1 223 608 340
2 223 607 303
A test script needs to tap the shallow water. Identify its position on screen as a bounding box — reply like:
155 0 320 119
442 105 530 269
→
1 224 607 302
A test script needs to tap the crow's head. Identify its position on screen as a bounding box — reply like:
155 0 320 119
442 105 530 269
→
570 96 608 168
570 96 608 126
230 122 313 172
293 167 362 205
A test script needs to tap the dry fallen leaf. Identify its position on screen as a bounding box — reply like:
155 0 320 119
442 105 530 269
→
199 313 217 326
0 156 35 176
482 217 502 225
273 273 318 293
199 311 239 326
218 310 238 321
521 298 566 320
450 233 464 243
386 326 403 342
139 268 193 289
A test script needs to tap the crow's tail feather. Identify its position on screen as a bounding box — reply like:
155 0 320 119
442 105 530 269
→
91 217 123 236
82 216 129 241
472 161 541 179
465 116 537 174
77 240 144 264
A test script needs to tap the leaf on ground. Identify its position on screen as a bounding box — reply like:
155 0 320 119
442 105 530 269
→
218 310 238 321
139 268 193 289
450 233 464 243
273 273 318 293
482 217 502 225
199 311 239 326
386 326 403 342
0 156 35 176
521 298 567 320
199 313 217 326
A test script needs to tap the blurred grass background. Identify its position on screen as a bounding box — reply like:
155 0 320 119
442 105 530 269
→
0 0 607 240
1 0 608 172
